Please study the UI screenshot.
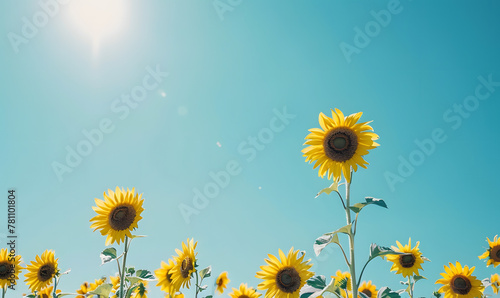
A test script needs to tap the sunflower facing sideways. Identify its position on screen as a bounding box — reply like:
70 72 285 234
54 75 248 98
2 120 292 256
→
491 273 499 294
155 258 179 295
256 247 314 298
331 270 352 292
386 238 427 278
229 283 261 298
435 262 484 298
478 235 500 268
215 271 230 294
302 109 379 183
358 281 377 298
90 187 144 246
0 248 22 290
170 238 197 290
24 250 59 293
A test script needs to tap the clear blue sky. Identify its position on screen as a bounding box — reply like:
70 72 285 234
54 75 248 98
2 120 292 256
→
1 1 499 297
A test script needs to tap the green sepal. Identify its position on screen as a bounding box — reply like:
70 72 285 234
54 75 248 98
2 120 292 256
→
349 197 387 214
100 247 117 265
313 224 351 256
199 266 212 280
89 283 113 298
127 267 136 276
125 285 139 298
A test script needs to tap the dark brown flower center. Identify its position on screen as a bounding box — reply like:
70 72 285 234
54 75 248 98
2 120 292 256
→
276 267 301 293
239 296 249 298
490 245 500 262
166 271 173 283
399 254 416 268
218 277 224 286
109 205 136 231
323 128 358 162
361 289 372 298
0 262 11 280
181 257 193 278
451 275 471 295
38 264 55 282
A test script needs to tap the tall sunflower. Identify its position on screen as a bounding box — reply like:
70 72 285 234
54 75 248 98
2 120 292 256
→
24 250 58 292
435 262 484 298
302 109 379 183
491 273 499 294
90 187 144 246
256 247 314 298
155 259 178 295
215 271 230 294
358 281 377 298
170 238 197 290
0 248 22 289
229 283 261 298
478 235 500 268
386 238 426 278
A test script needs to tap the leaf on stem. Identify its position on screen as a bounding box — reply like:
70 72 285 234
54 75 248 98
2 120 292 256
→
369 244 404 260
136 269 155 280
89 283 113 298
315 181 340 198
313 224 351 256
301 276 343 298
199 266 212 280
100 248 117 265
376 287 403 298
349 197 387 214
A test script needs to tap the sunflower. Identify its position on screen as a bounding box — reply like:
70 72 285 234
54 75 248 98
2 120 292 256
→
170 238 197 290
478 235 500 268
358 281 377 298
132 280 148 298
256 247 314 298
491 273 499 294
0 248 22 289
76 281 91 298
331 270 352 292
302 109 379 183
386 238 426 278
110 275 120 291
36 285 61 298
435 262 484 298
215 271 230 294
155 259 178 295
90 187 145 246
24 250 59 292
229 283 261 298
166 293 185 298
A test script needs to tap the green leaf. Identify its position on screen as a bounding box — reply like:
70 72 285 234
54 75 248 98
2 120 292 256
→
126 276 142 285
422 256 431 262
377 287 402 298
369 244 404 260
205 296 213 298
199 284 208 292
349 197 387 213
315 181 340 198
306 275 327 289
413 275 426 283
301 276 342 298
89 283 113 298
100 247 117 265
127 267 136 276
130 235 147 239
136 269 154 280
313 224 351 256
199 266 212 280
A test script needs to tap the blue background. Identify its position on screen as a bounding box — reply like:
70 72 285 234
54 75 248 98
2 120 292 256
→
1 0 499 297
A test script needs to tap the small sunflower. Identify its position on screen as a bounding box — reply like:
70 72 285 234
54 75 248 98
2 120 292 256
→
302 109 379 183
435 262 484 298
331 270 352 292
90 187 145 246
132 280 148 298
171 238 197 290
358 281 377 298
490 273 499 294
110 275 120 291
215 271 230 294
386 238 426 278
36 285 61 298
155 259 178 295
229 283 261 298
24 250 59 292
0 248 22 289
478 235 500 268
76 281 91 298
256 247 314 298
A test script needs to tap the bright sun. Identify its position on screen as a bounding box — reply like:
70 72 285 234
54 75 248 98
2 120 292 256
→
69 0 128 51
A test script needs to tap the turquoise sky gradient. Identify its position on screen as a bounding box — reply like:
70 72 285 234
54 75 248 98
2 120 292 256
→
1 1 500 297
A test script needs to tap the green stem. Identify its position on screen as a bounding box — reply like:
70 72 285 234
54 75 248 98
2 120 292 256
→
119 236 130 298
357 258 372 284
52 276 58 298
195 272 200 298
408 276 413 298
2 286 6 298
345 173 358 298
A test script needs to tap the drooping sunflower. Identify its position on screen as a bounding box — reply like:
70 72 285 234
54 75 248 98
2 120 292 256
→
155 259 178 295
386 238 426 278
215 271 230 294
36 285 61 298
0 248 22 289
302 109 379 183
435 262 484 298
491 273 499 294
90 187 145 246
229 283 261 298
170 238 197 290
331 270 352 292
358 281 377 298
478 235 500 268
256 247 314 298
24 250 59 292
